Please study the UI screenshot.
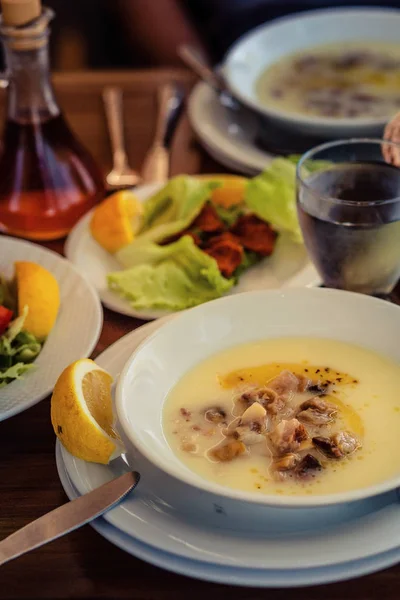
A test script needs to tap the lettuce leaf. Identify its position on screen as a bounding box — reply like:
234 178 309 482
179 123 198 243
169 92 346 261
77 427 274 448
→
233 250 262 280
0 306 42 385
0 362 35 387
244 158 302 243
136 175 221 244
286 154 332 173
109 235 233 311
214 203 243 228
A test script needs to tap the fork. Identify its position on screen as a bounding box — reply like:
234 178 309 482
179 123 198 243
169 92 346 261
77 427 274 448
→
102 86 141 188
141 82 185 183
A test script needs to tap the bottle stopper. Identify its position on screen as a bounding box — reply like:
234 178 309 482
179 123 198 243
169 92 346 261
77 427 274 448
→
1 0 41 27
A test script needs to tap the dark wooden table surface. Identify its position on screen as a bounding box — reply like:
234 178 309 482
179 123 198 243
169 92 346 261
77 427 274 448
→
0 69 398 600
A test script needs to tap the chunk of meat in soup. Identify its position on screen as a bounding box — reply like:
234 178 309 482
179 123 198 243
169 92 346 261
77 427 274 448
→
297 374 312 392
294 453 323 479
270 418 308 455
224 402 267 445
267 370 312 399
273 453 300 471
273 452 322 481
313 431 360 459
210 440 246 462
238 387 285 415
297 397 337 426
204 407 227 424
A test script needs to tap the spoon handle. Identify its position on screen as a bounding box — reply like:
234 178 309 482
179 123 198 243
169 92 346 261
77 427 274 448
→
178 44 225 93
103 86 128 170
0 471 139 567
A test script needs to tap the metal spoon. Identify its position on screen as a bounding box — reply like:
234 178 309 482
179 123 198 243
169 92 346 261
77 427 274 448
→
177 44 241 112
0 471 139 567
103 86 142 188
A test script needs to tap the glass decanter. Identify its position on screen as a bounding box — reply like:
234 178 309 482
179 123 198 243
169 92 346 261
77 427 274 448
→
0 7 104 240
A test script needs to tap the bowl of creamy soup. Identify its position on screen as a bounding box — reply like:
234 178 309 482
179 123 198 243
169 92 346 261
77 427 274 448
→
222 8 400 137
116 288 400 516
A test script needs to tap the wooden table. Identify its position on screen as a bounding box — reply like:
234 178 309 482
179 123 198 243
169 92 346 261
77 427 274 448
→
0 69 398 600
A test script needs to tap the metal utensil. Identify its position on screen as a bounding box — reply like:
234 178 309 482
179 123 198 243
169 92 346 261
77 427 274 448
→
141 82 184 183
103 86 141 188
178 44 241 111
178 44 317 156
0 471 139 567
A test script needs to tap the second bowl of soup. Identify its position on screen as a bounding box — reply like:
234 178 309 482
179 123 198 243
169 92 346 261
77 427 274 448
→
223 8 400 137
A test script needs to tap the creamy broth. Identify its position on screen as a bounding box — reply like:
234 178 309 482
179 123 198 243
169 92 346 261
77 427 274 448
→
163 338 400 496
255 42 400 119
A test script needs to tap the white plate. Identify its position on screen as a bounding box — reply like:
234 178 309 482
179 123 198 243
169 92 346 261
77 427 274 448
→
188 81 272 175
56 443 400 588
0 236 103 421
223 8 400 138
59 321 400 573
65 183 319 320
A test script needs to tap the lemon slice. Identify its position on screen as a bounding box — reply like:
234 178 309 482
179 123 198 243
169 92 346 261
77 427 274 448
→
90 190 144 253
51 359 123 464
15 261 60 340
197 174 248 207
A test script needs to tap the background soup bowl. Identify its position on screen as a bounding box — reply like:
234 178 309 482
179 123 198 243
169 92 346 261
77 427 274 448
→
222 8 400 139
115 288 400 529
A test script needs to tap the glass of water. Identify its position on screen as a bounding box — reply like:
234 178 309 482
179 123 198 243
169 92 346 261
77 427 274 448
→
296 138 400 295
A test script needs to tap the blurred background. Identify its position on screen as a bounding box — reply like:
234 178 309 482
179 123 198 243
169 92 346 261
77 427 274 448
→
39 0 400 71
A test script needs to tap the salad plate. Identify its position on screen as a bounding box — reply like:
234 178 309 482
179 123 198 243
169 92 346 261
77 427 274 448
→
0 236 102 421
56 321 400 585
65 178 319 320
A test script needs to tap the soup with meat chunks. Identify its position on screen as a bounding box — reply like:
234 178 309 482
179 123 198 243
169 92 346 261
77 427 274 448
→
255 42 400 119
163 337 400 496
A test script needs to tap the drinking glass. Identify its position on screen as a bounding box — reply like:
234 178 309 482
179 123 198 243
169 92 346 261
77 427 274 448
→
296 138 400 295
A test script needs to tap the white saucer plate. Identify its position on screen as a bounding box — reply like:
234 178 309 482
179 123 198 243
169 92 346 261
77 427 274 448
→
188 81 272 175
65 183 318 320
57 321 400 583
0 236 102 421
56 442 400 588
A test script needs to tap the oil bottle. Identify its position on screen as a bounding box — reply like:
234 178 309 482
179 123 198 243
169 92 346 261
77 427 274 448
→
0 0 104 240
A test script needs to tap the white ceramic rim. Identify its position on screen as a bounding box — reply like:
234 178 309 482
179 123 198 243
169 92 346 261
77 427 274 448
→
187 81 273 175
223 7 400 129
0 237 103 420
55 442 400 588
55 319 400 574
116 287 400 509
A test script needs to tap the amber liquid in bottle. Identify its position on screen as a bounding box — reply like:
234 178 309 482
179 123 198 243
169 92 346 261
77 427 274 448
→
0 8 104 240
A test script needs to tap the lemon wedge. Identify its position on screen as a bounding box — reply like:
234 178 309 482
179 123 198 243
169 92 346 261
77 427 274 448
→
15 261 60 340
197 174 248 207
90 190 144 253
51 359 123 464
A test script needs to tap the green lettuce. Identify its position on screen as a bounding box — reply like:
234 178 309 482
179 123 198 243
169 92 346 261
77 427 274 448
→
0 362 35 388
244 158 302 243
137 175 221 244
0 306 42 386
214 203 243 228
109 235 233 311
233 250 262 280
286 154 332 173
